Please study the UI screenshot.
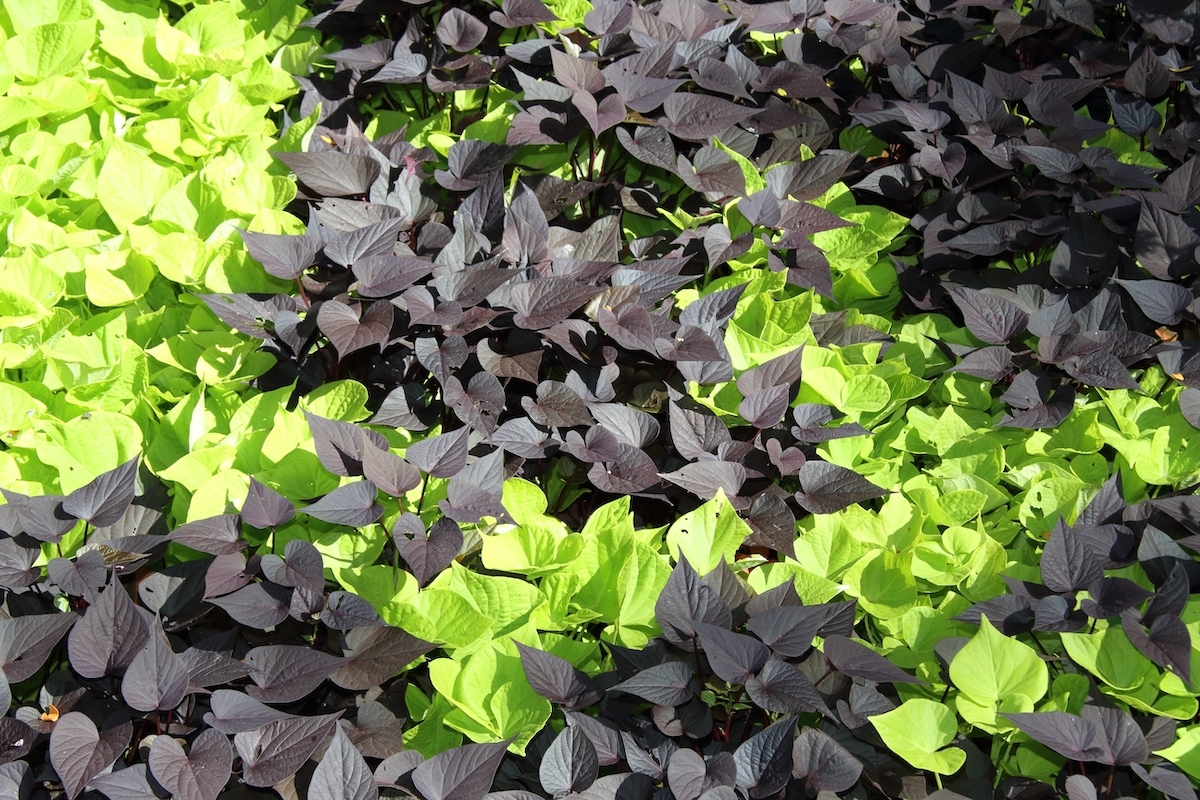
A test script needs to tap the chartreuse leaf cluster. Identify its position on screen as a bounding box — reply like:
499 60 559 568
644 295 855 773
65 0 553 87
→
0 0 314 509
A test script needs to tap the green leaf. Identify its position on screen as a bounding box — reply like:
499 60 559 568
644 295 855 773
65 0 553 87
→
395 589 494 649
665 489 751 575
870 698 966 775
950 617 1047 732
841 549 917 619
6 20 96 79
299 380 371 422
96 141 179 229
34 411 144 493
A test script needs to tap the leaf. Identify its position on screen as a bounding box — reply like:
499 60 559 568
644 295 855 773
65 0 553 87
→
148 729 232 800
311 727 378 800
274 151 381 197
1002 712 1104 761
169 514 244 555
1136 202 1200 279
746 658 830 716
665 491 751 574
234 712 343 787
61 456 138 528
319 300 394 360
510 278 602 330
823 635 923 684
330 624 436 690
207 582 290 630
437 8 488 51
655 556 732 645
49 712 130 800
516 642 601 709
122 619 189 712
950 616 1048 730
1113 278 1193 325
1041 518 1104 592
303 481 383 526
238 229 322 280
695 622 769 684
405 428 470 478
541 726 599 796
245 644 347 704
795 461 887 514
791 727 862 793
397 516 463 588
241 478 296 528
663 94 755 141
747 603 852 658
67 584 146 679
411 740 512 800
1122 611 1193 687
611 661 695 706
870 699 965 775
734 717 793 798
946 286 1029 345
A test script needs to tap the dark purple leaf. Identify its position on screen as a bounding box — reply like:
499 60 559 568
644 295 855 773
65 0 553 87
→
331 624 436 690
694 622 769 684
234 712 343 787
947 286 1029 344
122 621 190 712
303 481 383 526
66 583 146 679
274 151 381 197
396 515 462 587
319 300 394 360
1041 518 1104 592
261 538 324 594
437 8 488 51
1002 712 1104 761
324 591 385 630
1131 764 1197 800
169 514 244 555
795 461 887 514
238 229 322 280
1080 704 1149 767
611 661 695 706
734 716 793 798
565 712 623 766
1136 202 1200 280
61 457 137 528
49 712 130 800
246 644 347 703
207 582 291 630
412 740 512 800
406 428 470 478
656 556 732 645
1122 611 1193 687
746 658 831 716
516 642 601 709
148 728 231 800
541 726 599 796
311 727 377 800
823 635 923 684
205 690 295 734
242 478 296 529
791 727 862 793
660 462 746 500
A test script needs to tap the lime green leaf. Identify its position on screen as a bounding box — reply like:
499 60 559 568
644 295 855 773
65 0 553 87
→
665 489 751 575
870 698 966 775
6 20 96 79
950 617 1047 732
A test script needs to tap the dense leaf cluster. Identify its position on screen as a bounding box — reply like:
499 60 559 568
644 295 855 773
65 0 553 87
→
4 0 1200 796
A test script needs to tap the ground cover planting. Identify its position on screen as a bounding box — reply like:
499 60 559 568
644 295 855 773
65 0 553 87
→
1 0 1200 797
